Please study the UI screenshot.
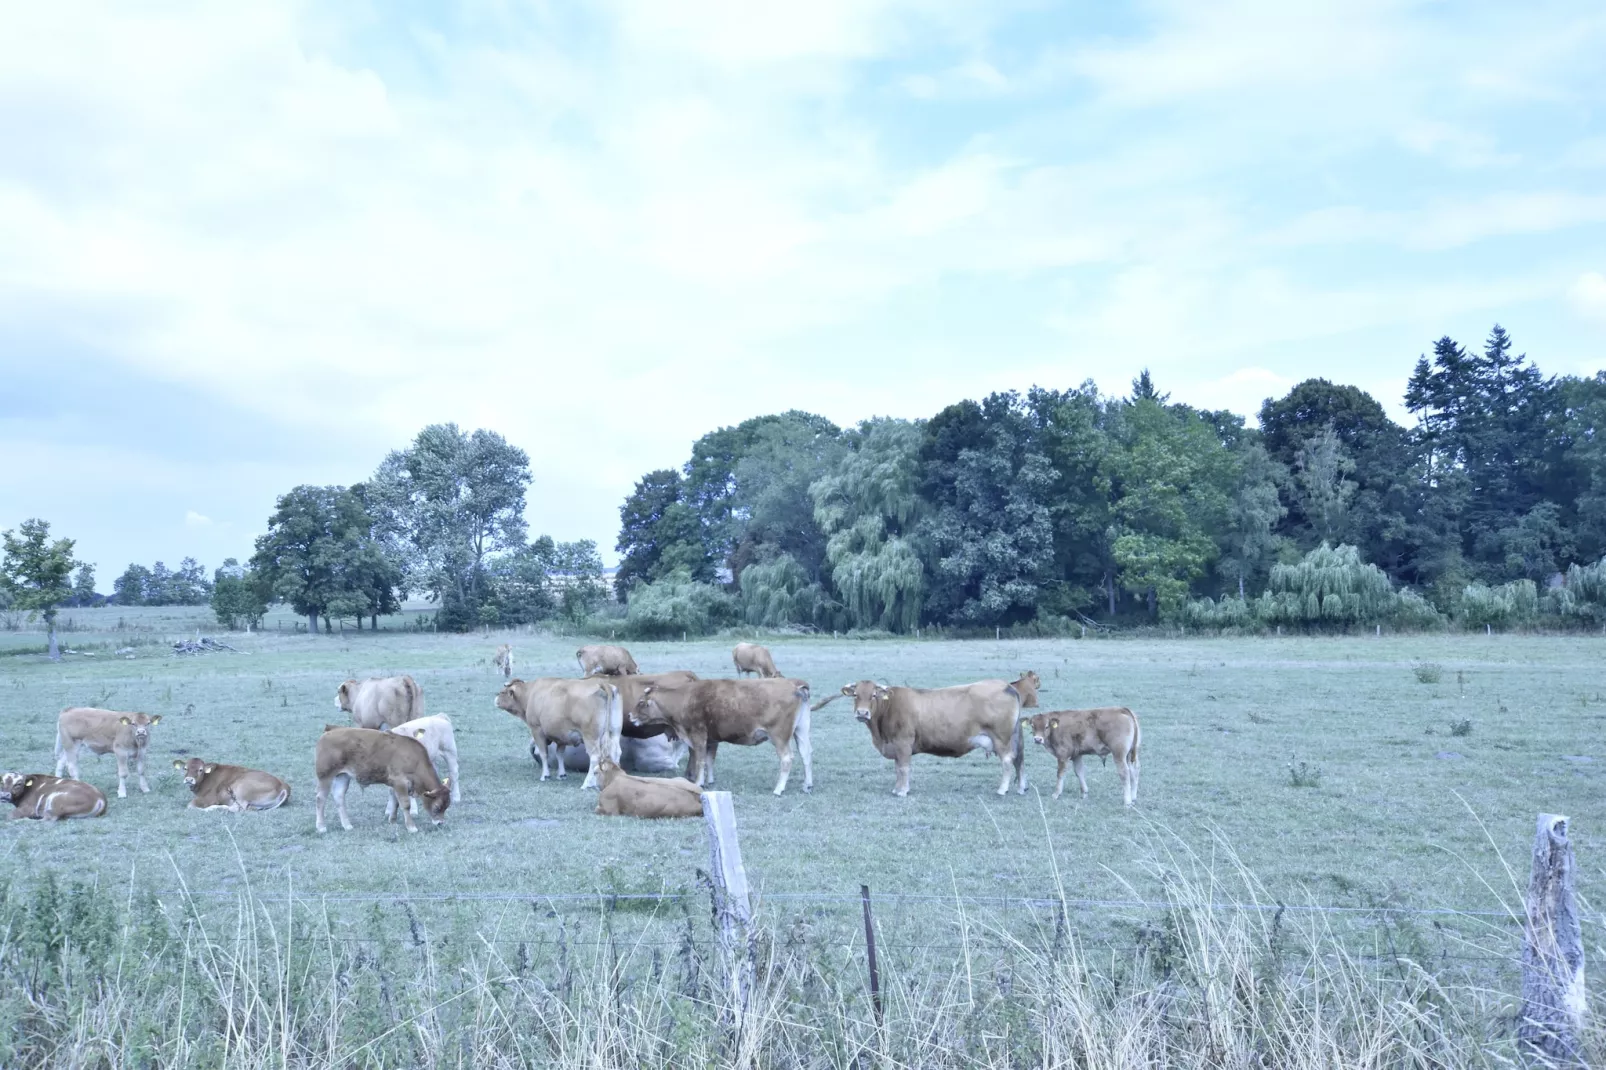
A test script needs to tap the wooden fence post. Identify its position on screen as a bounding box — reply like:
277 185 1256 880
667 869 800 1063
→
702 791 755 1026
1520 813 1586 1064
861 884 883 1028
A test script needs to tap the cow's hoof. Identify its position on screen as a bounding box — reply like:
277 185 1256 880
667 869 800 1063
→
803 785 813 794
316 826 327 834
407 826 419 834
117 789 127 799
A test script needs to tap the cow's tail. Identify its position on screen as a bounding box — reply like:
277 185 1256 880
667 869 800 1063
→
89 795 106 818
405 675 424 719
595 685 623 762
809 693 843 712
1009 711 1026 791
1127 709 1142 766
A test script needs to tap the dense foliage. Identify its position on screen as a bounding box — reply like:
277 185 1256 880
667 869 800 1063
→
112 557 210 606
1 518 80 658
616 326 1606 633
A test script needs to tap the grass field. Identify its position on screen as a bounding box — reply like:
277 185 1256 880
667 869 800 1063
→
5 608 1606 1065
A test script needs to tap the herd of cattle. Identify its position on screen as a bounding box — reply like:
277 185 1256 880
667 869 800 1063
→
0 641 1142 827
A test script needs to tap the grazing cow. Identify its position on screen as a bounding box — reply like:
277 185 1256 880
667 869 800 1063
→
314 727 451 833
336 675 424 730
0 772 107 821
385 715 462 803
594 758 704 818
495 678 621 788
172 759 291 812
818 679 1030 797
55 707 162 798
732 642 781 678
1027 708 1142 805
493 644 514 679
577 644 639 676
629 678 814 795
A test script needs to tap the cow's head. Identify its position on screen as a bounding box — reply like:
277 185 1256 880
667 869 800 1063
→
630 685 668 728
172 757 212 791
839 681 887 724
1027 713 1057 747
0 771 29 803
118 712 160 746
418 779 451 824
334 680 356 712
494 681 526 717
1014 670 1041 709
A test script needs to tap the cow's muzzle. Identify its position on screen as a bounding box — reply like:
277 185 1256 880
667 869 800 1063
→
854 709 872 723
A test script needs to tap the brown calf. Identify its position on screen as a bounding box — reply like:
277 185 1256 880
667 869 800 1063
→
55 707 162 798
593 758 704 818
629 678 813 795
492 643 514 679
314 727 451 833
1 772 108 821
1027 708 1141 805
173 758 292 812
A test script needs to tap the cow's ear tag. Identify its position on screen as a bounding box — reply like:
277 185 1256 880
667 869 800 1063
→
203 765 214 774
150 715 162 724
1050 719 1059 729
173 759 184 769
415 729 427 738
25 778 34 788
120 716 131 725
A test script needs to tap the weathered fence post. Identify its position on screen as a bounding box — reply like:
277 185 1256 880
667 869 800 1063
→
1520 813 1586 1064
702 791 755 1027
861 885 883 1027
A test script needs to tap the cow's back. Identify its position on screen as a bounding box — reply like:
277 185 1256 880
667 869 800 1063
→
885 682 1018 755
317 727 436 787
58 707 127 749
690 678 807 741
15 774 108 819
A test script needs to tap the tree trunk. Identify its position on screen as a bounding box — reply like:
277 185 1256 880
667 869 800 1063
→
354 615 362 631
322 616 332 634
307 612 318 635
1238 573 1246 600
1106 573 1115 616
48 622 60 661
1147 587 1157 618
371 613 378 631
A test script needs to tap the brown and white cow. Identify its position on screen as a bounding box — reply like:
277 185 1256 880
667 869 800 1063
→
385 715 462 803
1 772 107 821
1027 708 1141 805
55 707 162 798
593 758 704 818
732 642 781 678
577 644 639 676
492 644 514 679
495 678 621 788
335 675 424 729
172 759 292 812
314 727 451 833
629 678 813 795
818 678 1031 797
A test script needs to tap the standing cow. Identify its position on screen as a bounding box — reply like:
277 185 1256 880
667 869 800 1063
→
1027 708 1142 805
172 759 292 812
496 678 621 788
385 714 462 803
55 707 162 798
577 644 639 676
1 772 107 821
314 727 451 833
336 675 424 729
492 644 514 679
629 678 814 796
732 643 781 678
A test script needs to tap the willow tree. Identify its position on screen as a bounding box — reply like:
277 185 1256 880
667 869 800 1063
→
810 418 926 632
1255 543 1402 628
738 554 835 629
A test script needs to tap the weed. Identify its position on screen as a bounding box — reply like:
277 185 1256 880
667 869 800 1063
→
1449 718 1473 737
1288 758 1324 788
1413 662 1443 684
1247 711 1273 724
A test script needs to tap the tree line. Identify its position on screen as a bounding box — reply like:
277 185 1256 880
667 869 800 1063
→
613 325 1606 634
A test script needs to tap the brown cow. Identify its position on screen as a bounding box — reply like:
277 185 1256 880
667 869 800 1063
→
55 707 162 798
314 727 451 833
495 678 621 787
577 644 639 676
336 675 424 729
172 758 292 812
1011 671 1041 709
1027 708 1141 805
492 644 514 679
610 671 697 739
732 642 781 678
819 679 1029 797
1 772 107 821
593 758 704 818
629 678 813 795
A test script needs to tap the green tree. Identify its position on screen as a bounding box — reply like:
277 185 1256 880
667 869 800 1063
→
1 518 81 660
251 485 396 634
614 469 710 596
1217 444 1287 599
372 424 530 616
487 536 559 626
811 418 928 632
210 558 270 631
552 539 606 624
1027 383 1116 617
738 553 836 629
70 564 97 607
623 567 737 639
1293 426 1357 544
113 564 151 606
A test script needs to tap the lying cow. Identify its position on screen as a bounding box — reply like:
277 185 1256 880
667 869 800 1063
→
493 644 514 679
172 758 292 812
495 678 620 788
336 675 424 729
1 772 107 821
314 727 451 833
1027 708 1142 805
559 733 687 775
732 642 781 678
594 758 704 818
55 707 162 798
630 678 813 795
820 678 1029 797
385 715 462 803
577 644 639 676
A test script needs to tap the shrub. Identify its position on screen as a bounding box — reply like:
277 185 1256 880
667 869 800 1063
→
1413 662 1443 684
1287 758 1324 788
1549 556 1606 626
1456 579 1538 629
622 568 737 639
737 554 837 630
1449 718 1473 737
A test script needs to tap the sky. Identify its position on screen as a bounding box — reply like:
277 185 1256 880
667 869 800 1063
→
2 0 1604 580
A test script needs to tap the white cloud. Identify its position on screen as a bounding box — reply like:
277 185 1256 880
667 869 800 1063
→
184 511 213 528
1572 272 1606 323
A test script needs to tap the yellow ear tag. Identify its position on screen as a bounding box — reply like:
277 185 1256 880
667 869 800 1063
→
1050 719 1059 729
25 779 34 788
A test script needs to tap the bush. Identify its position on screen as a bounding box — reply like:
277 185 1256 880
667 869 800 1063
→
737 555 838 630
1182 545 1445 633
621 568 737 639
1287 758 1324 788
1549 556 1606 626
1413 662 1443 684
1456 579 1538 629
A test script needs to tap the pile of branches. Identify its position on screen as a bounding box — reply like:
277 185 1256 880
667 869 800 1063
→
172 637 239 656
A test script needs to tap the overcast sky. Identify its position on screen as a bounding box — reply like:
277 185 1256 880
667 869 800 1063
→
2 1 1604 580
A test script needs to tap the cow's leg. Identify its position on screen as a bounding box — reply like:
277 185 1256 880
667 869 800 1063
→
386 788 398 823
54 736 70 778
792 710 814 794
445 744 461 802
994 735 1016 797
332 774 355 831
687 737 709 787
581 741 601 790
316 778 330 833
704 741 720 787
1072 755 1090 798
532 730 553 781
136 747 150 793
1114 752 1134 807
893 745 912 797
115 750 130 799
395 785 419 832
1054 757 1068 800
770 736 794 796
